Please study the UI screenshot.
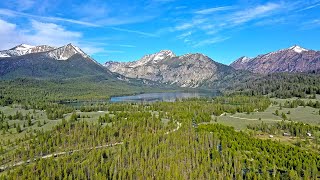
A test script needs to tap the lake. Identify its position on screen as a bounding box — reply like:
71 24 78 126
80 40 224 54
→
110 92 217 103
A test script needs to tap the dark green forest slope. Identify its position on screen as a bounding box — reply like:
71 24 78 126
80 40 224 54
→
226 73 320 98
0 98 319 179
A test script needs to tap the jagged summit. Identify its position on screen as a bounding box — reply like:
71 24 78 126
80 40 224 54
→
0 43 90 61
230 56 252 68
0 43 112 79
104 51 236 88
288 45 308 53
238 56 251 63
231 45 319 74
118 50 176 68
152 50 175 61
0 44 54 57
10 44 35 51
47 43 88 60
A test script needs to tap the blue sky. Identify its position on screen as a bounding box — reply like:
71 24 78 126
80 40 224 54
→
0 0 320 64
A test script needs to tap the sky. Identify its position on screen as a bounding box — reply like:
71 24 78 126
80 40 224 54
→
0 0 320 65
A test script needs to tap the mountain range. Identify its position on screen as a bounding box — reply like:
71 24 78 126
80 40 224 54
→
0 43 113 79
105 50 244 88
1 43 319 89
230 45 320 74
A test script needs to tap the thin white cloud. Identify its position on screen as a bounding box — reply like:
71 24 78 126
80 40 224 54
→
0 8 159 37
195 6 235 15
177 31 192 39
312 19 320 24
301 19 320 29
0 19 76 50
0 19 21 49
97 15 156 26
254 17 286 26
118 44 136 48
230 3 281 24
0 18 105 56
110 27 158 37
175 23 194 31
193 37 230 47
297 2 320 12
175 18 206 31
172 2 286 47
26 20 82 46
0 8 98 27
0 9 16 16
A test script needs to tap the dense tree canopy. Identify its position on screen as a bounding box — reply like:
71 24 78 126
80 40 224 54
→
227 73 320 98
0 96 318 179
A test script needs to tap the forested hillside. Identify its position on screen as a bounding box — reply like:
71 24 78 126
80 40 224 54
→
226 73 320 98
0 76 177 106
0 96 318 179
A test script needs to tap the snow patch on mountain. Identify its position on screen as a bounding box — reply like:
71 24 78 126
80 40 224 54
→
239 56 251 63
230 45 319 74
289 45 308 53
13 44 35 51
0 53 11 58
47 43 88 60
104 50 232 88
128 50 176 68
0 44 55 57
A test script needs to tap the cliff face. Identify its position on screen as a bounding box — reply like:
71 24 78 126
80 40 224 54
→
230 46 320 74
105 50 237 88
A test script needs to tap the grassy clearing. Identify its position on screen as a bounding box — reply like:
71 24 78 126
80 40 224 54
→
210 116 276 130
209 98 320 130
0 106 109 142
252 132 320 153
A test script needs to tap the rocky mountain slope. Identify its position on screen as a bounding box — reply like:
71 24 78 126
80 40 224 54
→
0 43 112 79
105 50 248 88
0 44 177 92
230 45 320 74
0 44 55 57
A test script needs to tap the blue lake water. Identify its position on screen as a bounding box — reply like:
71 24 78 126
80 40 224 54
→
110 92 217 103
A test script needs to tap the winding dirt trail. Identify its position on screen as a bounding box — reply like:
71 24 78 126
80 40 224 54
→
227 115 283 122
0 120 182 172
0 142 123 171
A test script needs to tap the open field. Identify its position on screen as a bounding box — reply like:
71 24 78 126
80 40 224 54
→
2 97 320 142
210 99 320 130
209 101 320 153
0 96 319 179
253 133 320 153
212 115 278 130
0 106 109 142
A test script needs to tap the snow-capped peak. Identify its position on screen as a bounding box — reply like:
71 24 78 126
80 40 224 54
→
0 43 95 61
236 56 251 63
1 44 35 57
153 50 175 61
0 44 56 58
47 43 89 60
68 43 87 56
12 44 35 51
128 50 176 67
288 45 308 53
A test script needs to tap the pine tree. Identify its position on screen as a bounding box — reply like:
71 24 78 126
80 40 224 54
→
16 124 22 133
28 117 32 126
